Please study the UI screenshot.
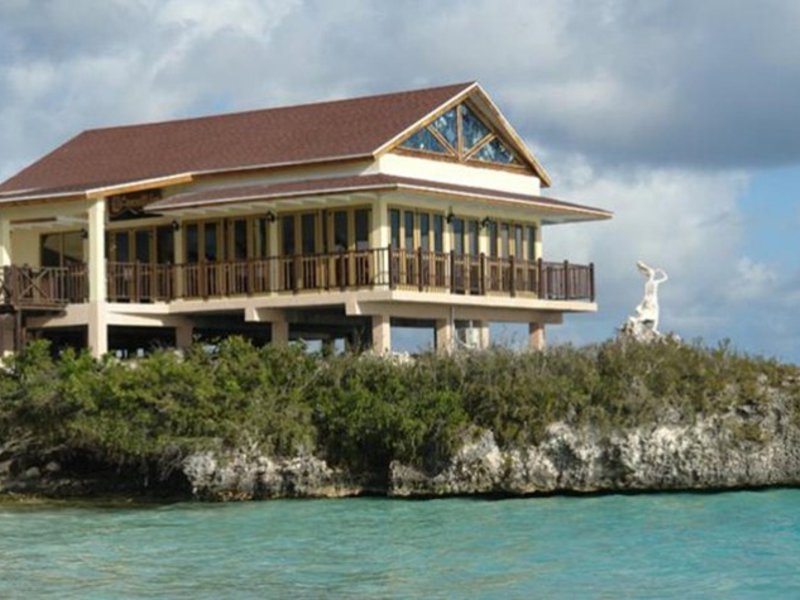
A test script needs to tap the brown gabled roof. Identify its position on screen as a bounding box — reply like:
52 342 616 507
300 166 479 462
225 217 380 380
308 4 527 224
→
0 82 476 196
146 174 612 221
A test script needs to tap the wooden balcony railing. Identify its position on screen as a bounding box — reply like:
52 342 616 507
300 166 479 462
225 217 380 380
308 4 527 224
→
387 249 595 302
0 265 87 309
1 248 595 307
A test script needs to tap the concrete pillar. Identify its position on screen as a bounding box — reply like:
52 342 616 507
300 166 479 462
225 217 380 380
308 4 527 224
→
478 320 490 350
371 196 390 286
371 314 391 355
175 322 194 349
435 318 454 354
529 322 546 351
534 220 543 262
87 198 107 357
0 216 10 268
271 319 289 345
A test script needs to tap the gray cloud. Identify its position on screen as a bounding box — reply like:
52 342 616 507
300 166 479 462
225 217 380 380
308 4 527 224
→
1 0 798 359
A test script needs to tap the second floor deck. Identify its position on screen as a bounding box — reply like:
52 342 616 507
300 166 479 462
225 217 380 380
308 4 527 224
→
0 247 595 311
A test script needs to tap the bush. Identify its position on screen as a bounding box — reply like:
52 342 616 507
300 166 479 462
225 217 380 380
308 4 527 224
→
0 336 797 479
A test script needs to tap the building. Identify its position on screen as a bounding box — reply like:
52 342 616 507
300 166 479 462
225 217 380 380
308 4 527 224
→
0 82 611 357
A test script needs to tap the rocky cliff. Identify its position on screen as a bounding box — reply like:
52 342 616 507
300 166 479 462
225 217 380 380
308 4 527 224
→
3 392 799 501
179 394 800 500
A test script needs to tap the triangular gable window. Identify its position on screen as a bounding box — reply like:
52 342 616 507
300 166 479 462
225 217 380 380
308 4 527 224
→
398 100 522 167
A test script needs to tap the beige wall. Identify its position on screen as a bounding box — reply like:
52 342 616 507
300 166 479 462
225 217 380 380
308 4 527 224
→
11 229 39 266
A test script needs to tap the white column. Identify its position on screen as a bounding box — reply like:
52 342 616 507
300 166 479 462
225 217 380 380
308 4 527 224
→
371 314 391 354
175 322 194 349
271 319 289 345
371 196 390 287
87 198 108 357
478 321 490 350
529 322 546 351
435 318 453 354
0 216 10 268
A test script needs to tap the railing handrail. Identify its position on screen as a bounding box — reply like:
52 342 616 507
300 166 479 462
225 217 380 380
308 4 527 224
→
1 249 596 307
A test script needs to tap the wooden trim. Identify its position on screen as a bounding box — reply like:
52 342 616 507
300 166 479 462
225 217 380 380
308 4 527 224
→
86 173 193 199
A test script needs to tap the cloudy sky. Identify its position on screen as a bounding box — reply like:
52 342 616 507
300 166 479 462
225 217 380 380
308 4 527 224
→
1 0 799 360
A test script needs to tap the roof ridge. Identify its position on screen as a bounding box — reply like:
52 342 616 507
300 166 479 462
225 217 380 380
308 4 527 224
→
82 81 477 135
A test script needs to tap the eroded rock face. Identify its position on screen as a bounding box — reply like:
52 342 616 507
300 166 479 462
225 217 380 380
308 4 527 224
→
181 451 363 501
390 397 800 496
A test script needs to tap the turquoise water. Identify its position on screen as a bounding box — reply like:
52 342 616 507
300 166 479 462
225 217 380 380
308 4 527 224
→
2 490 800 598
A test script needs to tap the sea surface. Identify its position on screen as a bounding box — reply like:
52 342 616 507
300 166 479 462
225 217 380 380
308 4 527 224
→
1 489 799 598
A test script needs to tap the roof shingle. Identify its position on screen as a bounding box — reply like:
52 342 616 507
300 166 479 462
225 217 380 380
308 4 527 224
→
0 82 474 195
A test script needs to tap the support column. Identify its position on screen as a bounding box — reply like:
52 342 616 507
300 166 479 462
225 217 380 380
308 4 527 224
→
0 216 10 268
271 319 289 345
435 319 454 354
478 321 490 350
175 323 194 349
0 217 11 356
371 314 391 355
371 196 389 286
529 322 546 351
87 198 107 358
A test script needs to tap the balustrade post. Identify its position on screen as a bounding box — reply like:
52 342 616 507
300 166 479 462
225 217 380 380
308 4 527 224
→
537 258 544 299
449 250 455 293
589 262 595 302
417 247 424 291
563 260 570 300
478 252 486 296
387 246 396 290
509 255 516 297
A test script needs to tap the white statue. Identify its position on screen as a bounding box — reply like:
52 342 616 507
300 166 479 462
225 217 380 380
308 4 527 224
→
621 261 668 341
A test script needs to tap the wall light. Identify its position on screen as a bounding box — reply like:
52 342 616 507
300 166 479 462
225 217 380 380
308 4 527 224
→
480 217 493 230
265 210 277 223
171 220 181 232
445 208 455 224
80 228 89 239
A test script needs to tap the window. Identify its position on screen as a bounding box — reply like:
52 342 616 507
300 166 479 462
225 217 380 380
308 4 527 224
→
397 99 522 167
390 209 401 248
404 211 415 250
433 215 444 253
527 226 536 261
41 231 83 268
354 209 370 251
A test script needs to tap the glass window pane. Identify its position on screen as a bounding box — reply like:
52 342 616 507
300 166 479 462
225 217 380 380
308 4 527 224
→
527 226 536 261
156 226 174 264
204 223 218 262
469 220 479 256
135 229 151 263
431 109 457 149
488 221 498 258
253 218 269 259
433 215 444 253
114 232 130 263
404 211 414 250
186 224 199 263
501 223 510 258
355 209 370 250
281 216 295 255
61 231 83 266
390 209 401 248
419 213 430 251
401 128 447 153
233 220 247 260
460 104 491 150
472 137 518 164
452 218 464 255
301 213 316 254
333 211 348 251
41 233 61 267
514 225 523 259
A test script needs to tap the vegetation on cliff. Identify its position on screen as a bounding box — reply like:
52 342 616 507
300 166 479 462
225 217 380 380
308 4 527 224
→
1 337 798 482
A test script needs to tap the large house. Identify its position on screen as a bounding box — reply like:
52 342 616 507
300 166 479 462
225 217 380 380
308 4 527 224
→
0 82 611 357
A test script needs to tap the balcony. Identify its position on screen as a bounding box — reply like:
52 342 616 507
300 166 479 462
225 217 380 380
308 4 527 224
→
1 248 595 309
